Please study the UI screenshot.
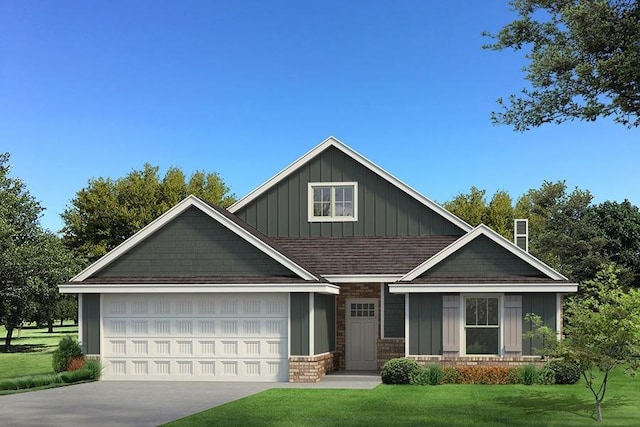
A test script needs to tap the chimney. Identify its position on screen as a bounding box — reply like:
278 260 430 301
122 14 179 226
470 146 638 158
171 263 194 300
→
514 219 528 252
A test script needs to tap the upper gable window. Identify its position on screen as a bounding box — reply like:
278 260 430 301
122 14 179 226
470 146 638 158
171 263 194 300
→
308 182 358 222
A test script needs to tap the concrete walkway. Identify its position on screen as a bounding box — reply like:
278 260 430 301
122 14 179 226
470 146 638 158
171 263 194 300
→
0 372 381 427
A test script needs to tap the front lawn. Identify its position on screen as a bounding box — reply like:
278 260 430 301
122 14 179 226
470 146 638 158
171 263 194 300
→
166 369 639 426
0 324 78 379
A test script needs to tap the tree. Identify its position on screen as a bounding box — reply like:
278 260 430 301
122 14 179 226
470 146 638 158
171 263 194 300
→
558 264 640 422
444 186 489 227
586 200 640 286
485 0 640 130
485 190 515 240
61 164 236 262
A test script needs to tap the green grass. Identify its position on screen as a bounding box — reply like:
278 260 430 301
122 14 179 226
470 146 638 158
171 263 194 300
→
166 369 639 426
0 324 78 380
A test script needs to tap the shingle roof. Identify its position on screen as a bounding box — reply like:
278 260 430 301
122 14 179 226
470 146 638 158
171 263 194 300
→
81 275 319 284
404 275 560 284
272 235 460 275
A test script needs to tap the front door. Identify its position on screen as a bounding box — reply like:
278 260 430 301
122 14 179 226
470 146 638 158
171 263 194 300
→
345 298 377 370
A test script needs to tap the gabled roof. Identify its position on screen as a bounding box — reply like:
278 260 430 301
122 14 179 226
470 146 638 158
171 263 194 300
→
70 195 320 283
228 136 472 232
400 224 569 282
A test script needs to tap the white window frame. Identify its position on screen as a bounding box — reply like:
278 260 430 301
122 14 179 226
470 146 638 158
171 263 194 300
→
460 293 503 356
307 182 358 222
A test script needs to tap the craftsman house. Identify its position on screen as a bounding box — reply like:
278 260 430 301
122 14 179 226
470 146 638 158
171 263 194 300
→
60 137 577 382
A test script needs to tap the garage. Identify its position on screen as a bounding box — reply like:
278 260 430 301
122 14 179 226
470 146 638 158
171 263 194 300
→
101 293 289 382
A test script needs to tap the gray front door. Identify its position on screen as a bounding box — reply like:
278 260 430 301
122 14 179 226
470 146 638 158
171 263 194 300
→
345 299 377 370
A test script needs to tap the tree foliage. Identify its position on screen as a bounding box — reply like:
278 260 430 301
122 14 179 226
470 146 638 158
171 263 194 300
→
485 0 640 130
559 264 640 422
0 153 79 351
61 164 236 262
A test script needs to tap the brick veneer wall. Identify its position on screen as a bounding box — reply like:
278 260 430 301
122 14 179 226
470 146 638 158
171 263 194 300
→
410 356 544 367
336 283 381 371
377 338 405 371
289 351 339 382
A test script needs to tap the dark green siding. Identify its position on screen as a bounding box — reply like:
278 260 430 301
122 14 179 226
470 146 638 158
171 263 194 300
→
423 235 546 277
82 294 101 354
95 207 295 278
384 285 405 338
235 146 465 238
290 293 310 356
521 293 557 356
409 294 442 355
314 293 336 354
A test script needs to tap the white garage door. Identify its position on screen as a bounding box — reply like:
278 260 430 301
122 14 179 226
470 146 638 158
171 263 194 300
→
101 293 289 382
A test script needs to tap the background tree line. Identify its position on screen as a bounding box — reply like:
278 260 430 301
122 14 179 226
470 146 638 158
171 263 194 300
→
444 181 640 287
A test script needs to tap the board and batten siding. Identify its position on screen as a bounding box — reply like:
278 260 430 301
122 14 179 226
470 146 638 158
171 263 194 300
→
522 293 557 356
94 207 295 278
442 295 460 356
234 146 465 238
383 284 405 338
81 293 101 355
409 294 443 355
503 295 522 355
290 293 310 356
314 293 336 354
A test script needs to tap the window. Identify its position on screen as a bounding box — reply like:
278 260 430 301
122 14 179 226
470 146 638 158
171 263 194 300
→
350 303 375 318
308 182 357 222
465 297 499 355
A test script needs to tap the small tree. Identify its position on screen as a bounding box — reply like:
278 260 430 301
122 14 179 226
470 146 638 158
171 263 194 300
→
559 265 640 422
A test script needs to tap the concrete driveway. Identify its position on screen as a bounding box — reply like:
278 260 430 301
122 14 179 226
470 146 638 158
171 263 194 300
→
0 381 274 427
0 373 380 427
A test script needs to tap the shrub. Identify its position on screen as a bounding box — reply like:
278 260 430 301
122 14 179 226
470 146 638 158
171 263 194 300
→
457 366 511 384
441 366 461 384
427 363 443 385
60 369 93 384
522 364 539 385
547 359 582 384
507 367 522 384
52 336 83 373
381 358 421 384
409 367 431 385
67 357 86 371
537 366 556 385
85 359 103 380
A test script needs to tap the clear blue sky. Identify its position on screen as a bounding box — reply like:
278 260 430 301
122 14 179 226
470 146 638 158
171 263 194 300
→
2 1 638 232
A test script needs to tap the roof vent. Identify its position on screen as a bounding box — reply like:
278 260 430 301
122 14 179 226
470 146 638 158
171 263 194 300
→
514 219 528 252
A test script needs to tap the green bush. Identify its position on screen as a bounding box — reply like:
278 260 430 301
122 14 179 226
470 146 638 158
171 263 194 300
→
85 359 103 380
409 367 431 385
507 367 523 384
547 360 582 384
441 366 461 384
60 369 93 384
537 366 556 385
52 336 83 373
381 358 421 384
427 363 442 385
522 364 539 385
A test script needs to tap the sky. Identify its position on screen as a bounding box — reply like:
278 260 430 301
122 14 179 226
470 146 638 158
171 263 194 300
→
1 1 638 233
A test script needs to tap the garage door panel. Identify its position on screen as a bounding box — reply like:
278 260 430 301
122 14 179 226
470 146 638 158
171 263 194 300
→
102 293 289 382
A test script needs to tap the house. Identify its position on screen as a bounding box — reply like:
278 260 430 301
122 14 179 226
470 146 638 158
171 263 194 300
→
59 137 577 382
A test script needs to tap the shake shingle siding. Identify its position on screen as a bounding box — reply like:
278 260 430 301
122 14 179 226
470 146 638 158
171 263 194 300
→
235 146 466 238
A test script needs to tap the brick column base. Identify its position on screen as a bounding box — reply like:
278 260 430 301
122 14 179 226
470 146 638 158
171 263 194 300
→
289 351 339 383
377 338 405 371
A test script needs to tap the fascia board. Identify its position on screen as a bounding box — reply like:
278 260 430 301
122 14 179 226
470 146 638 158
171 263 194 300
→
322 274 404 283
400 224 567 282
72 195 318 282
59 283 341 295
388 283 579 293
228 136 472 232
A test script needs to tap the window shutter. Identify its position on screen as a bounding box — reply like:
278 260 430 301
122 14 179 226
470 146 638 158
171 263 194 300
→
503 295 522 353
442 295 460 353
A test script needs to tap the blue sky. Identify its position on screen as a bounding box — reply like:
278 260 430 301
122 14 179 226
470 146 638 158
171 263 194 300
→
2 1 638 232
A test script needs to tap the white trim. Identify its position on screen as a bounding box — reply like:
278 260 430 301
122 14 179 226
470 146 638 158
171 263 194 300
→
380 283 385 339
99 293 104 363
309 293 315 355
77 294 83 346
404 294 410 356
514 219 529 252
71 195 318 282
401 224 568 282
323 274 403 283
228 136 472 232
389 283 578 293
287 293 292 360
59 283 341 295
307 182 358 222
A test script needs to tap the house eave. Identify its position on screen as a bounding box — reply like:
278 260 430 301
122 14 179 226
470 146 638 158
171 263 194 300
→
388 283 579 293
322 274 404 283
59 283 341 295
